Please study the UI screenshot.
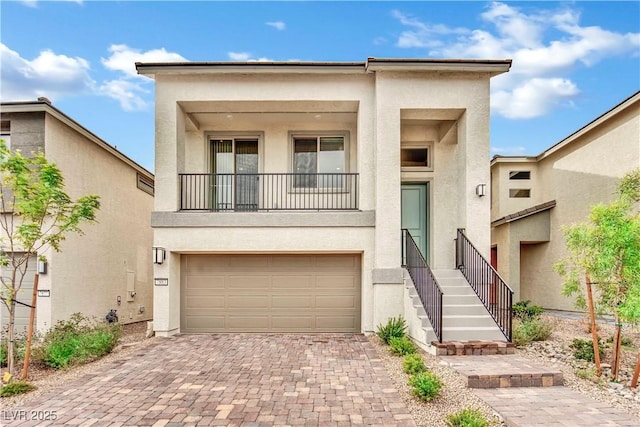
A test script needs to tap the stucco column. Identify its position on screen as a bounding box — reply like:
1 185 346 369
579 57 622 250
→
152 250 180 337
460 92 491 258
371 79 404 326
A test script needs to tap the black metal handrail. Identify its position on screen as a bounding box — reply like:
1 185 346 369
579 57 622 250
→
179 173 359 211
402 229 443 343
455 228 513 341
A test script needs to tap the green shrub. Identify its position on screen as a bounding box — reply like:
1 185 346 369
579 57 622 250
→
0 381 36 397
33 313 121 369
409 371 443 402
570 338 604 362
389 336 417 356
606 334 634 347
446 408 490 427
512 318 553 346
403 353 427 375
512 300 544 321
377 316 407 344
1 334 28 368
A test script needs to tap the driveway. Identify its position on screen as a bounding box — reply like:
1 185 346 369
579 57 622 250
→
5 334 416 426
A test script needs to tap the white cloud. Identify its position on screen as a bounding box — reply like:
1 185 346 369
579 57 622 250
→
100 79 148 112
391 2 640 119
101 44 186 78
392 10 468 48
0 43 95 101
227 52 273 62
492 78 579 119
99 44 186 111
266 21 286 31
228 52 252 61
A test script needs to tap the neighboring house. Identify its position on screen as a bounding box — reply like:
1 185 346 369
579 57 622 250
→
491 91 640 311
0 99 154 333
137 58 512 344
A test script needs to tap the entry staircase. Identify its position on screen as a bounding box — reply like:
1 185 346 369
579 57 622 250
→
402 229 513 350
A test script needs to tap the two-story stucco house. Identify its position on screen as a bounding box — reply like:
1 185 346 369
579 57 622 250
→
138 58 513 345
491 91 640 311
0 99 154 333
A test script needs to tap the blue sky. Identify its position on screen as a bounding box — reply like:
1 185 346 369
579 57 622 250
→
1 1 639 172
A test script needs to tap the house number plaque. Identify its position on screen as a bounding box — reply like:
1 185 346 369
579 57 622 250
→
154 278 169 286
37 290 50 297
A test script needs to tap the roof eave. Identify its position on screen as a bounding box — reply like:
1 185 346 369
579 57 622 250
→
0 101 154 179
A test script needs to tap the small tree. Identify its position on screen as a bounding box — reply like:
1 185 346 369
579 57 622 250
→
555 169 640 381
0 140 100 377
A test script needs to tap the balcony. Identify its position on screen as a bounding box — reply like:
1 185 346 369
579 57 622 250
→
179 173 359 212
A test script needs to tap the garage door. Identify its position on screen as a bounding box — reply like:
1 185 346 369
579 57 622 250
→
0 254 37 334
181 254 361 333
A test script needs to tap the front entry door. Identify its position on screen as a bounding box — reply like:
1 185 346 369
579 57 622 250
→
401 184 429 261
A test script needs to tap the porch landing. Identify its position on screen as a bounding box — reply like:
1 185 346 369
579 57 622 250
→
439 354 563 388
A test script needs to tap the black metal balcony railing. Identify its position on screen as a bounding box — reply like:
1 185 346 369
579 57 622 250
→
402 229 443 343
455 228 513 341
179 173 359 211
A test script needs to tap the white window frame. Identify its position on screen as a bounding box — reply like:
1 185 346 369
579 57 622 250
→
289 131 350 191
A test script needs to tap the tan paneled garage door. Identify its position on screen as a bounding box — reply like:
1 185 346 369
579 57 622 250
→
181 254 361 333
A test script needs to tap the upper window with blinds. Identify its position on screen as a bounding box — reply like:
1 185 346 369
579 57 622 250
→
509 171 531 180
292 134 347 188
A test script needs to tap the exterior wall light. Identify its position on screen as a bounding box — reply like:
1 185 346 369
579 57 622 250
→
153 246 166 265
37 260 48 274
476 184 486 197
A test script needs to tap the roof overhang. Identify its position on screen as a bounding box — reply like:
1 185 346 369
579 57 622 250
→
492 200 556 227
365 58 512 76
136 57 512 78
0 101 153 179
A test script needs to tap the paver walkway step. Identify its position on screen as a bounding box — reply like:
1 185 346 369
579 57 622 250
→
439 355 563 388
474 387 639 426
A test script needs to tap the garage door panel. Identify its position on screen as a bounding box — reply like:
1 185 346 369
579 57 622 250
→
315 255 358 270
270 256 314 269
316 295 357 309
227 315 271 329
184 315 226 330
227 275 270 289
186 256 230 272
316 275 358 289
227 295 269 309
185 275 225 289
185 296 225 309
181 254 361 333
229 256 269 269
271 275 314 289
271 295 313 308
271 316 314 329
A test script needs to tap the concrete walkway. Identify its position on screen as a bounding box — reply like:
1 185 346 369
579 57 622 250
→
4 334 415 427
440 354 639 427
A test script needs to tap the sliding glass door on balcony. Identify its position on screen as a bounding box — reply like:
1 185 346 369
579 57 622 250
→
212 138 259 211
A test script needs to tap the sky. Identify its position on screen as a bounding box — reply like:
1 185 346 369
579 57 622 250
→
1 1 639 172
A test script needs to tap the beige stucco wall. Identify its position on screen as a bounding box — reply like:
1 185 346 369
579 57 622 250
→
491 95 640 310
151 69 496 335
43 114 154 329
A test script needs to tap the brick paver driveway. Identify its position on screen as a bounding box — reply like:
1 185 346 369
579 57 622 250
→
6 334 416 427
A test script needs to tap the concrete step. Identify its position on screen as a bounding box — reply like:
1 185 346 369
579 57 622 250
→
442 315 498 327
438 355 563 388
443 304 489 316
431 269 462 278
443 294 484 305
439 285 476 295
442 326 507 341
